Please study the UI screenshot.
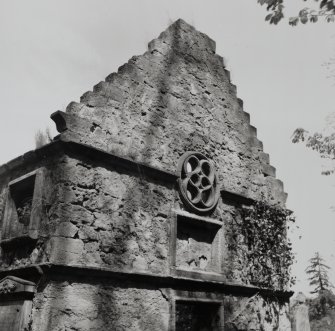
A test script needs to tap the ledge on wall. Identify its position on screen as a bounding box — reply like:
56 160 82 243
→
0 263 294 302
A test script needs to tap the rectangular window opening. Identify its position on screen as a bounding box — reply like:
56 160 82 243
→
1 170 44 245
9 174 36 228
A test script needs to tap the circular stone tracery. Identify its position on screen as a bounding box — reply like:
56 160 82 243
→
177 152 219 214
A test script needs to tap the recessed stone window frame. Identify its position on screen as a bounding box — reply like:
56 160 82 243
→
169 209 223 280
0 276 36 331
1 168 45 247
168 291 224 331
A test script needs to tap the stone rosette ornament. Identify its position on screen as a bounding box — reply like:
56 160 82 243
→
0 279 16 294
177 152 219 214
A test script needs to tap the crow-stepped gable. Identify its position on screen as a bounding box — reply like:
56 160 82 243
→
0 19 292 331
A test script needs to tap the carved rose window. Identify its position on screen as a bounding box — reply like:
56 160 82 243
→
177 152 219 214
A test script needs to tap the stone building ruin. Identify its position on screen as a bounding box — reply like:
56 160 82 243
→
0 20 293 330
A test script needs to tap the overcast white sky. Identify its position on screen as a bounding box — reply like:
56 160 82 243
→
0 0 334 295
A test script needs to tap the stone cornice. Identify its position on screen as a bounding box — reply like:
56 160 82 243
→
0 263 294 302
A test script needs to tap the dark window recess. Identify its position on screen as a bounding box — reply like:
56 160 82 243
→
1 244 36 266
1 169 44 247
10 174 35 227
176 301 222 331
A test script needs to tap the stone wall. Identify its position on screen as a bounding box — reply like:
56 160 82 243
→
31 279 170 331
0 150 59 269
64 19 286 206
0 19 293 331
224 294 291 331
46 153 174 274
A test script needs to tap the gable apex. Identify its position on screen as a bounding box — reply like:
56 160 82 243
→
54 19 287 205
148 19 216 56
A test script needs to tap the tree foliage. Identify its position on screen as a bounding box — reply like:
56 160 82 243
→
306 252 334 294
308 289 335 329
292 128 335 175
257 0 335 25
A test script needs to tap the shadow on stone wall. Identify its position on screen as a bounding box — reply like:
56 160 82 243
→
38 19 284 331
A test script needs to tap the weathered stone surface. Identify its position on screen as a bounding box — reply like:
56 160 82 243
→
54 222 78 238
225 294 292 331
63 18 286 205
47 237 84 264
291 293 311 331
31 281 170 331
39 155 174 273
0 19 292 331
0 188 6 222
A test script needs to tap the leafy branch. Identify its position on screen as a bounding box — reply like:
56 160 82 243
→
257 0 335 25
292 128 335 175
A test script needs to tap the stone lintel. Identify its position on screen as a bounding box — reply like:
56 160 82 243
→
220 189 254 206
0 235 37 249
173 209 222 227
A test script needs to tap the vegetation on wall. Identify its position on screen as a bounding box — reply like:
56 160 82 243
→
239 200 296 290
35 128 52 149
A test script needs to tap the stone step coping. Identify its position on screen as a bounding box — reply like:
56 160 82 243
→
0 263 294 301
